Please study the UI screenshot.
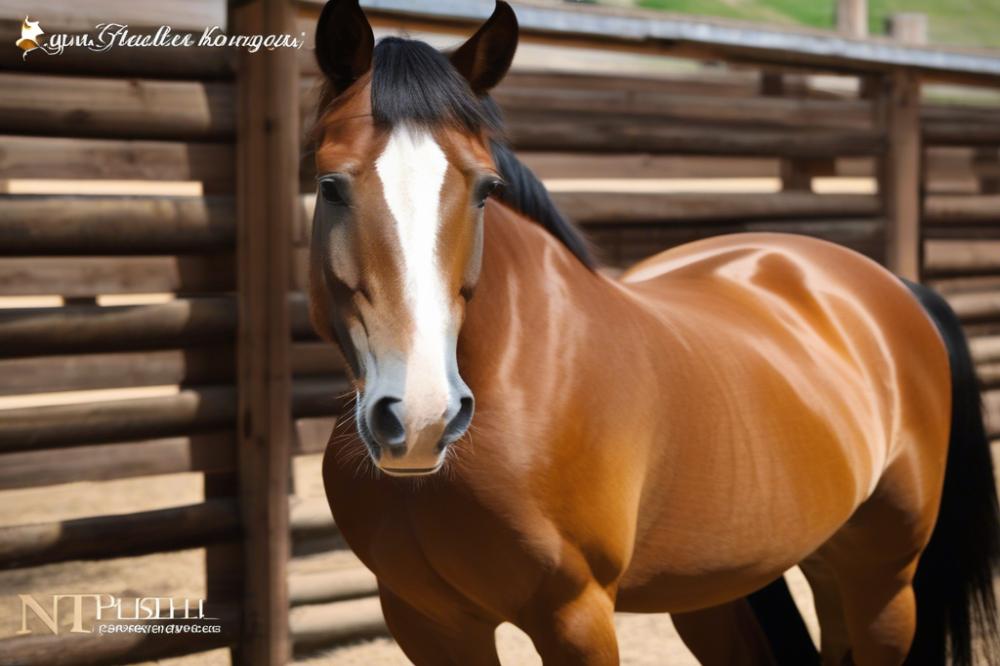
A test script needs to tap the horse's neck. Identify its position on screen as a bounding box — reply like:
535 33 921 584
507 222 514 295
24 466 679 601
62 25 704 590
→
458 202 624 389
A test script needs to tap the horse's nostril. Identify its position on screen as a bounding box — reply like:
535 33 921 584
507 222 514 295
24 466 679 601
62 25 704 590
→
442 395 475 445
369 396 406 450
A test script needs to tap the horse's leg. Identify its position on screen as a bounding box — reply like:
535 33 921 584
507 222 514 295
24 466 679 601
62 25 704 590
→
830 560 917 666
674 575 819 666
799 553 852 665
672 599 777 665
519 580 619 665
814 456 930 666
378 585 501 666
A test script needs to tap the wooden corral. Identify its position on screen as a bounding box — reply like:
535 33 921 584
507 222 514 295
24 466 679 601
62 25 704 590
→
0 0 999 664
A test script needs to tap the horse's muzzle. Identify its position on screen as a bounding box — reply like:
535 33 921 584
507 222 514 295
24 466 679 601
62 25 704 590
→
360 378 474 476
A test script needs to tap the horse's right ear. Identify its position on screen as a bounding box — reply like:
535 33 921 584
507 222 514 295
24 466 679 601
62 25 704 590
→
314 0 374 94
451 1 518 94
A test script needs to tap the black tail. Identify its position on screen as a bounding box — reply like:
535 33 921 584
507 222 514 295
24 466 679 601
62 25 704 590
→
903 279 1000 666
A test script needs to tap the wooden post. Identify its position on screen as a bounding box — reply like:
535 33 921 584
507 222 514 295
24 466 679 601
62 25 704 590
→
837 0 868 38
876 70 922 281
759 72 822 192
974 147 1000 194
231 0 298 662
204 472 243 620
887 13 928 46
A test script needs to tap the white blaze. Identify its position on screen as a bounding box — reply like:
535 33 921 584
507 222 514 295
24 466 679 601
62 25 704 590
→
375 125 451 429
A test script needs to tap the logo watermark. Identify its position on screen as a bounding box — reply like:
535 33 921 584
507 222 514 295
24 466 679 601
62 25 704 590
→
15 16 306 60
15 16 43 60
16 594 223 636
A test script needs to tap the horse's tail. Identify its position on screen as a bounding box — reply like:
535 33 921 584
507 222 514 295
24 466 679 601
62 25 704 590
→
903 279 1000 666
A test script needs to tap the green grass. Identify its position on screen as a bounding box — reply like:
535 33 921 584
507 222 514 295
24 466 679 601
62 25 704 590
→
631 0 1000 49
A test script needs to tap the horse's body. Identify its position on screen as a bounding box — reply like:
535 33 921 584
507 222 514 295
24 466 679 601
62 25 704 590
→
324 205 949 663
310 2 999 663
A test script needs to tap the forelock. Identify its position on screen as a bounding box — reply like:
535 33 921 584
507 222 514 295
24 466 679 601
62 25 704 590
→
370 37 494 133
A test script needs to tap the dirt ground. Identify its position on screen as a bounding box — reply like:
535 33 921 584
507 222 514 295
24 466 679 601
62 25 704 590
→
304 572 817 666
0 453 825 665
2 439 999 664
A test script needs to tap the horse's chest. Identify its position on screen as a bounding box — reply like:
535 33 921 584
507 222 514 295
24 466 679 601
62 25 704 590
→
331 475 565 619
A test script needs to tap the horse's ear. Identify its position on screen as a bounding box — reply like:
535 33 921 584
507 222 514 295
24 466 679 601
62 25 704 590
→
314 0 374 94
451 1 518 94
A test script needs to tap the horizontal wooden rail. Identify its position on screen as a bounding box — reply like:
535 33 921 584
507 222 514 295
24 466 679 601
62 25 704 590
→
923 104 1000 126
551 192 880 224
0 344 341 395
0 136 234 193
493 87 873 132
973 337 1000 365
922 104 1000 147
0 498 241 569
503 115 885 157
980 363 1000 389
0 3 225 35
292 342 346 377
926 147 1000 185
924 195 1000 225
289 567 378 606
290 496 338 539
0 74 235 141
289 596 387 651
290 291 321 339
0 604 239 666
0 298 236 358
0 23 234 79
0 379 347 453
0 432 234 490
294 416 339 456
293 378 352 419
925 240 1000 275
927 275 1000 295
923 121 1000 146
0 348 235 396
0 386 237 453
519 153 784 180
0 197 236 255
0 254 235 297
986 389 1000 439
945 292 1000 323
498 68 761 98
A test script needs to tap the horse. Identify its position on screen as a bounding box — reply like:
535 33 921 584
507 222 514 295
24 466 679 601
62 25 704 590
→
307 1 1000 663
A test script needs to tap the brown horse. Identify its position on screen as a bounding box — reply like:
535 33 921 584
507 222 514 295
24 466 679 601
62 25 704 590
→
308 2 1000 663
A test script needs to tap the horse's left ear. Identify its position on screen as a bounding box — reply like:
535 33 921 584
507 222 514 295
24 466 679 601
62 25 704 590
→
451 1 519 94
314 0 374 94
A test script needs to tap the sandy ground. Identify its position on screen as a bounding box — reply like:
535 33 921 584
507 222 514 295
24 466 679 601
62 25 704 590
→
3 444 999 664
303 573 817 666
0 453 824 665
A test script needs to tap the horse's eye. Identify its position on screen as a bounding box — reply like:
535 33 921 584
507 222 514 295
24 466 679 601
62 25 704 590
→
474 179 502 208
320 178 348 206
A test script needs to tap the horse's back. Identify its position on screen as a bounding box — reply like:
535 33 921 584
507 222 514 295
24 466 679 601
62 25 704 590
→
612 233 951 610
622 231 949 474
622 232 882 291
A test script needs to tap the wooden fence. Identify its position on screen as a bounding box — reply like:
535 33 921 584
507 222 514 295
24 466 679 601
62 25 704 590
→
0 0 998 664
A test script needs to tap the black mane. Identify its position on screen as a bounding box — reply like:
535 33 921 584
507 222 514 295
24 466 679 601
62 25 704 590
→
368 37 596 269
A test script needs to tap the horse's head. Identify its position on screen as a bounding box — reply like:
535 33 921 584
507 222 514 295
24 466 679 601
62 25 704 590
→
309 0 518 476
